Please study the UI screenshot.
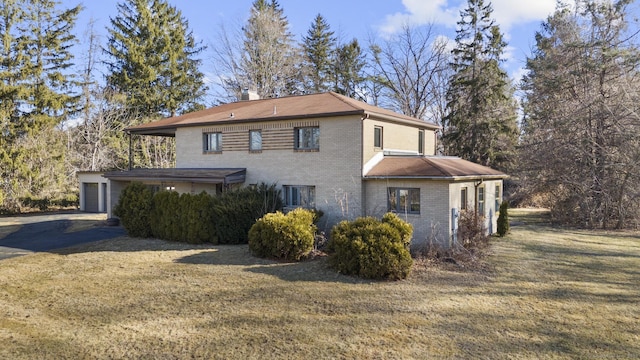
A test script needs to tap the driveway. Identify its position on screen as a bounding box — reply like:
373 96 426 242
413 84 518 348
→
0 212 125 260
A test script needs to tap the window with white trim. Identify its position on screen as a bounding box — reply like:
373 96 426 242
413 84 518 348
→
461 187 468 210
283 185 315 208
203 132 222 152
388 187 420 214
249 130 262 151
418 130 424 154
294 127 319 150
374 126 383 148
478 186 485 215
495 184 501 212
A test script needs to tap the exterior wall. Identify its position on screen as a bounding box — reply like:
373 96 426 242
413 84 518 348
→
176 115 364 232
77 172 108 213
449 179 503 240
364 179 452 248
362 119 436 165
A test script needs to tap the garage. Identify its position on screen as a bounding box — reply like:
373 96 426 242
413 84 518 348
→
84 183 99 212
77 172 108 213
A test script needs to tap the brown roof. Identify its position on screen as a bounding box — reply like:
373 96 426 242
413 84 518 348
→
103 168 246 184
365 156 507 180
127 92 439 136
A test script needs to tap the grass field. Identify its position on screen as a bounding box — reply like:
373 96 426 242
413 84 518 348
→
0 209 638 359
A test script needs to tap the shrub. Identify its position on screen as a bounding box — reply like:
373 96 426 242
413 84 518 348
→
113 182 153 238
497 200 510 237
248 208 316 261
381 212 413 246
328 214 413 280
457 209 489 249
215 184 282 244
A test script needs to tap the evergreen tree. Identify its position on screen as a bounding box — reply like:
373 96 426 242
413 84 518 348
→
442 0 518 171
0 0 80 212
302 14 336 93
333 39 366 99
105 0 207 118
240 0 296 98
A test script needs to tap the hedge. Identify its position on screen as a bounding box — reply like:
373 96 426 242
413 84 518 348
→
115 182 281 244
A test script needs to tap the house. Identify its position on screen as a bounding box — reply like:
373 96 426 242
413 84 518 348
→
103 91 506 248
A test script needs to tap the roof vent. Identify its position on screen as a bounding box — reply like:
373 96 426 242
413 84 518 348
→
241 88 260 101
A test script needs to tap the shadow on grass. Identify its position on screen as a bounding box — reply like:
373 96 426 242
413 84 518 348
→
175 248 370 284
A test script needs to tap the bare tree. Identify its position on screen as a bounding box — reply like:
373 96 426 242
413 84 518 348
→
520 0 640 228
368 24 451 124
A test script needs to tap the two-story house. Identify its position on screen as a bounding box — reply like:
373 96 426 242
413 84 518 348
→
101 92 506 248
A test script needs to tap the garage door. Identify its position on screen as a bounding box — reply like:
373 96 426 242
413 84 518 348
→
84 183 99 212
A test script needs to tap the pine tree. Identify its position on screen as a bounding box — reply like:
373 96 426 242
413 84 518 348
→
0 0 80 211
442 0 518 171
303 14 336 93
105 0 207 118
333 39 366 99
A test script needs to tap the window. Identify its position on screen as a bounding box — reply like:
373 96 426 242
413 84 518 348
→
418 130 424 155
478 186 485 215
388 188 420 214
374 126 383 148
460 187 468 210
495 184 501 212
203 132 222 152
283 185 315 208
294 127 319 150
249 130 262 151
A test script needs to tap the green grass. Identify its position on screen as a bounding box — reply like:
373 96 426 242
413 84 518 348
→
0 211 638 359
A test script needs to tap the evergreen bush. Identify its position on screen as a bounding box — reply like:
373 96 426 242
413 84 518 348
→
497 200 510 237
215 184 282 244
113 182 153 238
248 208 316 261
328 214 413 280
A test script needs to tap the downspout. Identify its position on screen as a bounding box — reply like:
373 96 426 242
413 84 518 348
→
128 131 132 170
474 179 483 227
361 113 369 217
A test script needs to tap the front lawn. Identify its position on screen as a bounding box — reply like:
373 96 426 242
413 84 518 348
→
0 210 638 359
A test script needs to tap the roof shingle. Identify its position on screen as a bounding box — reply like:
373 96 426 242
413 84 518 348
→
127 92 439 135
365 156 507 179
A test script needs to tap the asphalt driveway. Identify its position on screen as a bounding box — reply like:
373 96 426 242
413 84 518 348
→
0 212 125 260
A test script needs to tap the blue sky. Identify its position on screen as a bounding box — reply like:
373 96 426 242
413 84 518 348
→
63 0 598 95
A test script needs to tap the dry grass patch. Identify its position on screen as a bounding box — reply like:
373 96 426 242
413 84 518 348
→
0 212 639 359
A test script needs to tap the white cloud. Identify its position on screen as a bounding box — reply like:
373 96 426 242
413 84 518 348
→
491 0 556 30
380 0 556 34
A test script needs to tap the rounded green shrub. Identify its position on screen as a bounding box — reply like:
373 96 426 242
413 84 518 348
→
497 200 510 237
328 214 413 280
248 208 316 261
113 182 153 238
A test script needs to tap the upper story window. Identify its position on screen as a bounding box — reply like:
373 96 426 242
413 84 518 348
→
374 126 383 148
203 132 222 152
418 130 424 155
249 130 262 151
283 185 315 209
388 187 420 215
294 127 319 150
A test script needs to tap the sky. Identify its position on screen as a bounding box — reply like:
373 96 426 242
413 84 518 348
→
62 0 566 97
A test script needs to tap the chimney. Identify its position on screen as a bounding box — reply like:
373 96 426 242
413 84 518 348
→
241 88 260 101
